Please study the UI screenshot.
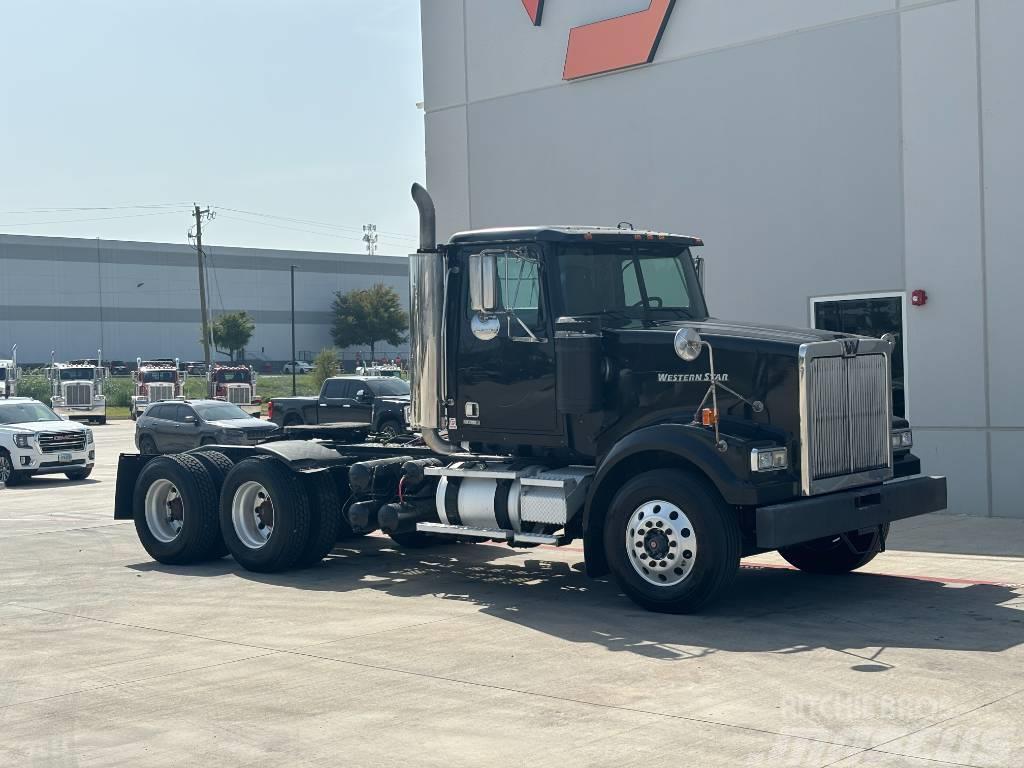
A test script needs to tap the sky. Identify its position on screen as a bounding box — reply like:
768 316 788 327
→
0 0 425 255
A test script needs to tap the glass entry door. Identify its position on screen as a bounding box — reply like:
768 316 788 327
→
811 293 908 418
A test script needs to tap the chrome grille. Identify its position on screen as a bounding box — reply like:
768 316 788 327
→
64 383 92 406
148 383 175 401
800 341 893 495
226 385 252 404
38 431 87 453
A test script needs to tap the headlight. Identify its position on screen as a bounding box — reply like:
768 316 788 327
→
892 429 913 449
13 433 34 449
52 397 65 405
674 327 703 362
86 429 94 445
94 395 105 402
751 447 788 472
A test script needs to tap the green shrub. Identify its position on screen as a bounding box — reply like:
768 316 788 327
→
14 375 51 403
312 348 340 390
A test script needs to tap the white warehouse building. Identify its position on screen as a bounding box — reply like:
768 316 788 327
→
0 233 410 366
420 0 1023 518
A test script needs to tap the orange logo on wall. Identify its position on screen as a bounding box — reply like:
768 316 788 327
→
521 0 678 80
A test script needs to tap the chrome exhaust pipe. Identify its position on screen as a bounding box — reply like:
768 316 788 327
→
409 183 457 454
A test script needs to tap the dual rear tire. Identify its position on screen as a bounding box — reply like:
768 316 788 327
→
133 453 343 572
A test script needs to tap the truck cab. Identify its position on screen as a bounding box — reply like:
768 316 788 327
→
48 359 108 425
207 364 260 417
0 358 21 399
131 359 186 420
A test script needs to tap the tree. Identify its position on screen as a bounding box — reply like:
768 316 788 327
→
208 311 255 361
330 283 408 360
312 348 340 389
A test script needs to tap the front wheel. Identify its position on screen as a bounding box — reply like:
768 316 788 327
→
377 419 402 441
0 450 29 486
603 469 741 614
65 467 93 481
778 524 889 574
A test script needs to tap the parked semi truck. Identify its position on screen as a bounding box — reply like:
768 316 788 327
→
131 359 186 420
1 346 21 399
48 355 108 425
208 364 261 417
114 185 947 613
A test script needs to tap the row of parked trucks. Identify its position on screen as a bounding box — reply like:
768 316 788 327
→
0 347 259 421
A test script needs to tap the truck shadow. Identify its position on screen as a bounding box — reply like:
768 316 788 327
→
130 536 1024 663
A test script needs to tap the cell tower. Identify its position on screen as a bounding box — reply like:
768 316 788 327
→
362 224 378 256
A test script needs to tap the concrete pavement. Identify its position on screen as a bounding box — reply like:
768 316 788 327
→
1 421 1022 767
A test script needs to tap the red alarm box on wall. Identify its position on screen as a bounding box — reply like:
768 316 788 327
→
911 289 928 307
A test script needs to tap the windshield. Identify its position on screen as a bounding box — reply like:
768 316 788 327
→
0 402 62 424
59 368 95 381
142 371 177 383
193 402 250 421
368 379 410 396
558 244 707 320
215 371 251 383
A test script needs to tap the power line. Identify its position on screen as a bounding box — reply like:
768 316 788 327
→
0 210 188 228
0 202 191 215
217 206 417 241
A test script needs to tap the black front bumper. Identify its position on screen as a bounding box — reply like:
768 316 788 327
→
755 474 947 549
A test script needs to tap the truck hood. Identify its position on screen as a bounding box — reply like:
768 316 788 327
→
376 395 411 405
1 420 87 434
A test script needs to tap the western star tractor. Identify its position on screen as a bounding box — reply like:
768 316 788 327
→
207 364 261 417
114 185 947 613
131 359 186 420
48 354 108 425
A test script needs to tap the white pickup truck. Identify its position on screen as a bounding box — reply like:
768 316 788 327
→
0 398 95 485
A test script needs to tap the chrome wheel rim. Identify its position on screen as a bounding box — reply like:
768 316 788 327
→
145 478 184 543
625 500 697 587
0 455 12 483
232 481 275 550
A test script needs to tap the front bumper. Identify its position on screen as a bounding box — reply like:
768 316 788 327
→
53 403 105 419
755 474 947 549
10 446 95 475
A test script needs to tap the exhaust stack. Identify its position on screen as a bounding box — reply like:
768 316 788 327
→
409 183 456 454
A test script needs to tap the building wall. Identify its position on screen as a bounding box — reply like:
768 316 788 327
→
421 0 1024 518
0 234 410 365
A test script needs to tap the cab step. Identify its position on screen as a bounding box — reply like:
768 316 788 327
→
416 522 563 546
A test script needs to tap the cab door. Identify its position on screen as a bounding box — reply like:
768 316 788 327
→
318 379 355 423
454 245 560 443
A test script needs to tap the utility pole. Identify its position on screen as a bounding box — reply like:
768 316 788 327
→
290 265 297 396
192 205 214 389
362 224 378 256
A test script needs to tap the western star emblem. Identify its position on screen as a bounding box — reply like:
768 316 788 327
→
658 373 729 383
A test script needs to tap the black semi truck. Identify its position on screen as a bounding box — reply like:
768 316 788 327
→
114 185 946 613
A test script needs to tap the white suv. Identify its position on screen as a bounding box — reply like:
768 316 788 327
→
0 398 95 486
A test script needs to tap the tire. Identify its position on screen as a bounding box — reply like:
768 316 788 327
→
376 418 402 441
97 416 106 426
295 471 343 566
779 524 889 575
139 435 158 455
65 467 93 481
603 469 741 614
132 454 222 565
191 450 235 558
219 456 311 573
0 449 29 486
283 415 302 428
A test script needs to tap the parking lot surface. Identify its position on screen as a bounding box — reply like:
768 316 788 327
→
1 420 1022 767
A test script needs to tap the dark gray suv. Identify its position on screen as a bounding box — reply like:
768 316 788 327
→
135 400 279 454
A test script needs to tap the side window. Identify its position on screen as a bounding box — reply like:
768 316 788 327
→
148 405 167 420
636 250 692 309
322 380 348 399
496 250 544 337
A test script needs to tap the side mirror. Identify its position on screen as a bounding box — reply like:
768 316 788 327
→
469 252 499 312
356 389 371 402
184 415 197 425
